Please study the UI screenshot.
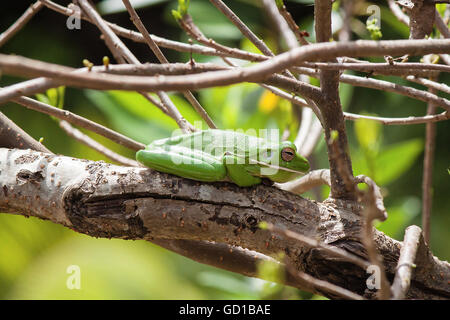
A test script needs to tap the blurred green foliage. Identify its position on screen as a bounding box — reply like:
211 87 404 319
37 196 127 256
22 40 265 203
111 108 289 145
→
0 0 449 300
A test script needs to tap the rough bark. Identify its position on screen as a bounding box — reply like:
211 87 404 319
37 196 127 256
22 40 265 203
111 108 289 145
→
1 148 448 299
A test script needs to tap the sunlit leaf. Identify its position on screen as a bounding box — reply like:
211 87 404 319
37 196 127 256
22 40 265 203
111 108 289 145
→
258 90 279 114
354 116 382 152
374 138 423 186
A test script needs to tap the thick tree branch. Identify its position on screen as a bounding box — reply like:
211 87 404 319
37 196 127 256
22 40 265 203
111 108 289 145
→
314 0 355 200
1 148 449 299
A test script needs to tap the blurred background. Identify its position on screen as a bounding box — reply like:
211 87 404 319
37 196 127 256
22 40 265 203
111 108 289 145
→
0 0 448 299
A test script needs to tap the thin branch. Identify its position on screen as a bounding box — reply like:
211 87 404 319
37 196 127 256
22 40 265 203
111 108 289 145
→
284 262 365 300
1 38 449 91
406 75 450 95
343 110 449 125
266 222 369 270
294 61 450 74
209 0 274 57
0 111 51 153
435 9 450 38
361 196 391 299
0 1 44 48
261 0 299 50
260 81 450 125
0 54 322 109
2 42 450 111
339 0 353 42
328 132 391 298
338 74 450 112
270 0 310 46
387 0 410 26
58 120 140 167
9 61 447 127
391 225 422 299
121 0 217 129
75 0 194 133
291 66 450 111
11 95 145 151
421 74 438 244
277 169 331 195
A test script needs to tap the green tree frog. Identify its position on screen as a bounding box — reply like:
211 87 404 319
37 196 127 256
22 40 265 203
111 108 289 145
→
136 129 310 187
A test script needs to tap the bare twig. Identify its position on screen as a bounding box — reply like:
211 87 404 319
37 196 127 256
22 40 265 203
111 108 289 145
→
0 112 51 153
360 184 391 299
265 222 370 269
387 0 410 26
39 0 244 59
435 9 450 38
271 0 310 46
0 1 44 48
2 39 450 94
343 110 449 125
294 62 450 74
11 95 145 151
285 263 365 300
339 0 353 42
277 169 331 195
121 0 216 129
209 0 274 57
75 0 194 133
391 225 423 299
328 131 391 298
261 0 298 50
59 120 140 167
406 75 450 95
340 74 450 111
421 75 438 244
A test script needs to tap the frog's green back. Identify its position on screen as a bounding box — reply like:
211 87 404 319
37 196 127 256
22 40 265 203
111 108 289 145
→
151 129 275 159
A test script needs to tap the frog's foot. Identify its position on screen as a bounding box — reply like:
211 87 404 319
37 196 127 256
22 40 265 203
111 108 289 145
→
261 178 274 187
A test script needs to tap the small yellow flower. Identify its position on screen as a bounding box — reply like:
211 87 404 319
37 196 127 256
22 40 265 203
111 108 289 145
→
258 91 280 113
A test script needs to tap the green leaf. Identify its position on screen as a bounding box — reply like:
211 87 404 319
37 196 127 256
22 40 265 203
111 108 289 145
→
35 93 50 105
6 236 204 299
275 0 284 8
374 139 423 186
84 90 173 144
375 197 420 239
170 1 243 41
366 19 382 40
339 82 354 111
354 116 382 152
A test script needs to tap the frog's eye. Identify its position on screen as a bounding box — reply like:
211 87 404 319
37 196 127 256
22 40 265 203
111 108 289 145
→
281 147 295 162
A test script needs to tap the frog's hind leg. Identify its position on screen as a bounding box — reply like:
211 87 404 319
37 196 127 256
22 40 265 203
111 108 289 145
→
223 154 261 187
137 146 227 182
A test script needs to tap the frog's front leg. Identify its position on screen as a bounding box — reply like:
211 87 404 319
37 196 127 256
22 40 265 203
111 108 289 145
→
223 154 261 187
137 146 227 182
